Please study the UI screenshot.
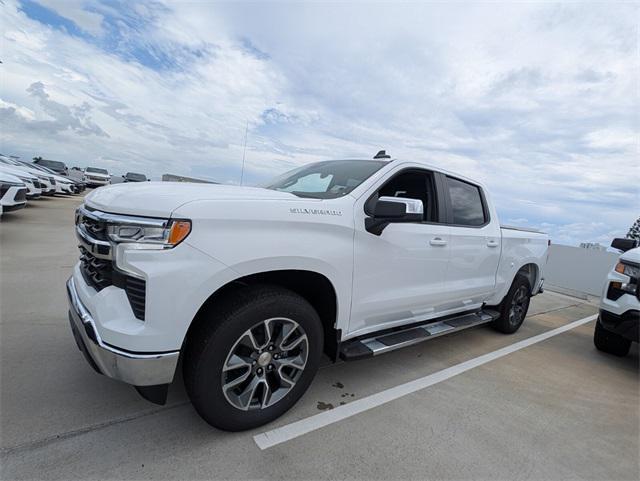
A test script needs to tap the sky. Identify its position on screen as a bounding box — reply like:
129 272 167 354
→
1 0 638 246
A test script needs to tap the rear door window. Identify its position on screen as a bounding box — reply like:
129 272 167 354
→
446 176 486 226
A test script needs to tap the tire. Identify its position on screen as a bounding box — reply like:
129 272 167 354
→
183 285 324 431
594 320 631 357
491 274 531 334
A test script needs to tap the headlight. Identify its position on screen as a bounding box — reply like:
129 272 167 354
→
107 219 191 248
609 261 639 299
615 262 640 279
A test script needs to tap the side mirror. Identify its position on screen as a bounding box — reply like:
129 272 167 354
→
365 196 423 235
611 237 639 252
122 175 126 178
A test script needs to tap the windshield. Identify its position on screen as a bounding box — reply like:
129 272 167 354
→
263 160 387 199
127 173 146 181
86 167 108 174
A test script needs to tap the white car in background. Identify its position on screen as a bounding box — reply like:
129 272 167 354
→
68 167 88 183
16 158 86 194
27 163 78 195
84 167 111 187
0 171 28 215
4 158 77 195
0 164 41 199
0 155 55 196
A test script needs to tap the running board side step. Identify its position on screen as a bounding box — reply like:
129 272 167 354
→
339 310 500 361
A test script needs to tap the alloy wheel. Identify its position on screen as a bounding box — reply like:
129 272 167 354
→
508 285 529 325
222 317 309 411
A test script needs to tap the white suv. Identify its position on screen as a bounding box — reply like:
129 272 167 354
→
84 167 111 187
594 238 640 357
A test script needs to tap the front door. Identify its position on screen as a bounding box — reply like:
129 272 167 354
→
349 168 451 338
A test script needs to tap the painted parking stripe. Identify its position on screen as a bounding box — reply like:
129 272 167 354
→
254 314 597 450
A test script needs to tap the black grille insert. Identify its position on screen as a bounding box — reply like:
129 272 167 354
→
14 188 27 202
125 277 146 321
79 247 114 291
78 247 146 320
82 216 108 241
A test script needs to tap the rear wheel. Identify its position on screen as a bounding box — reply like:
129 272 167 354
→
491 275 531 334
184 285 323 431
594 320 631 357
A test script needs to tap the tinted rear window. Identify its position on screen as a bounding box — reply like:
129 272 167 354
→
446 176 486 226
127 173 146 181
38 160 66 170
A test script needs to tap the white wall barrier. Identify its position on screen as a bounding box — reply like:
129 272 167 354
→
545 244 619 296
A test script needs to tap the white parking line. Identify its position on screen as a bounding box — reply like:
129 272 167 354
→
254 314 597 450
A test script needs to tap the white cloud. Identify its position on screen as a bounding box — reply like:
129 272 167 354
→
0 0 638 245
0 99 35 120
584 128 637 152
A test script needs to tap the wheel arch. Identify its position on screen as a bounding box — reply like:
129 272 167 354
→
516 262 539 293
185 269 341 361
487 261 541 308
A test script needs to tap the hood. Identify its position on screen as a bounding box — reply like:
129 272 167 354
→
5 164 52 180
620 247 640 265
0 165 38 180
0 171 23 183
84 182 298 217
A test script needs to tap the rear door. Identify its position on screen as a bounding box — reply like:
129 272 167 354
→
441 174 501 308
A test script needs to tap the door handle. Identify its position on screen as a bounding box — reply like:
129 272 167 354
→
487 240 499 248
430 237 448 246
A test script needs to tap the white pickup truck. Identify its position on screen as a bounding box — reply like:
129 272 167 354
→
67 156 548 430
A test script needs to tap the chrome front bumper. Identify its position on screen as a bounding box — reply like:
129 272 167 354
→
66 277 179 386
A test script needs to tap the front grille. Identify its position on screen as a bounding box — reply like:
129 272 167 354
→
14 188 27 202
77 208 147 321
79 247 114 290
83 215 109 241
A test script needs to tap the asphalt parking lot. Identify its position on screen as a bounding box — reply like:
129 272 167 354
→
1 193 638 480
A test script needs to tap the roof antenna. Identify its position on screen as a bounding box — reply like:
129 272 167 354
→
240 120 249 185
373 150 391 159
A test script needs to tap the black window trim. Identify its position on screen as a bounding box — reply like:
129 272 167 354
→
439 173 491 228
364 167 447 225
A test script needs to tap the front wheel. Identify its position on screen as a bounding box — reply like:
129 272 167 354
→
491 275 531 334
184 285 323 431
